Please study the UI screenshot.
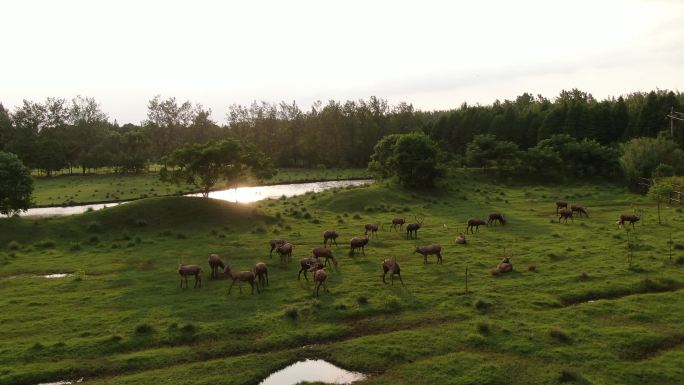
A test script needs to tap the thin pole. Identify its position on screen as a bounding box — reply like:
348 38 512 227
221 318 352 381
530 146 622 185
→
465 265 469 294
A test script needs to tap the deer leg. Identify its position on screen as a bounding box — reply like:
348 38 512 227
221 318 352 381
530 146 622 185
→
239 282 243 294
266 273 269 286
362 246 365 256
424 254 428 264
398 273 405 286
383 269 388 284
228 281 234 295
438 253 443 264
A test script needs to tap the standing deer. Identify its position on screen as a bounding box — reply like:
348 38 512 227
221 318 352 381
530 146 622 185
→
298 256 324 281
208 254 225 279
487 213 506 226
178 264 202 288
224 266 259 294
406 216 424 239
617 214 640 228
390 218 406 232
556 200 568 214
558 208 574 223
350 235 369 256
312 246 339 268
571 205 588 217
276 242 294 263
382 257 404 286
323 230 339 247
310 265 328 297
467 218 487 233
255 262 268 288
269 239 287 256
414 244 443 264
364 224 379 238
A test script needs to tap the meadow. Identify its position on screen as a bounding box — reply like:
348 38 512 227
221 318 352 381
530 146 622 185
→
1 170 683 385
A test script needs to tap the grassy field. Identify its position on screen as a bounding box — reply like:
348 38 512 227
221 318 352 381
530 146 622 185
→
2 170 684 384
30 168 370 207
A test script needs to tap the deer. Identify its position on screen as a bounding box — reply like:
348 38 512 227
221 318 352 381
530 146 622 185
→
497 257 513 274
255 262 268 288
276 242 294 263
571 205 589 218
350 235 369 256
207 254 225 279
617 214 640 228
467 218 487 233
414 244 443 264
178 264 202 288
382 257 404 286
364 224 379 238
310 264 329 297
487 213 506 226
311 246 339 268
406 216 424 239
269 239 287 256
558 208 574 223
390 217 406 232
224 266 259 295
298 256 324 281
556 200 568 214
323 230 339 247
455 233 466 244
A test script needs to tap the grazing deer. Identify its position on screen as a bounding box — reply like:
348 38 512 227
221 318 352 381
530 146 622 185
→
310 265 328 296
323 230 339 247
276 242 294 263
350 235 369 256
617 214 640 228
224 266 259 295
298 256 324 281
382 257 404 286
390 218 406 232
455 233 466 244
207 254 225 279
467 218 487 233
487 213 506 226
178 264 202 288
406 216 424 239
255 262 268 288
556 200 568 214
312 246 338 268
364 224 379 238
558 208 574 223
414 244 443 264
571 205 588 218
269 239 287 256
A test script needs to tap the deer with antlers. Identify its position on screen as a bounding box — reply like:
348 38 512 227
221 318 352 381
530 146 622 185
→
364 223 379 238
224 265 259 295
414 244 443 264
207 254 225 279
467 218 487 233
311 246 339 268
382 257 404 286
558 208 574 223
556 200 568 214
571 205 589 217
406 216 424 239
323 230 339 247
178 264 202 288
487 213 506 226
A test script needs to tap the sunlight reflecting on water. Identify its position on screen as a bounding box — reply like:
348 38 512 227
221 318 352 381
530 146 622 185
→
259 359 366 385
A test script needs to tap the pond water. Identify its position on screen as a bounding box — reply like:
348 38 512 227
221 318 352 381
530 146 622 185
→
259 359 366 385
11 179 373 217
37 378 83 385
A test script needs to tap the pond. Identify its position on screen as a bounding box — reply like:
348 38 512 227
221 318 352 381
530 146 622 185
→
11 179 373 217
259 359 366 385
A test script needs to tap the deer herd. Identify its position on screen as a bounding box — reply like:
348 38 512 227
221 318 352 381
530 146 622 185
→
177 199 643 296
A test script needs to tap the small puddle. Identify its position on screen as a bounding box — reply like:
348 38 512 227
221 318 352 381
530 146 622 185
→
259 359 366 385
37 378 83 385
43 274 72 279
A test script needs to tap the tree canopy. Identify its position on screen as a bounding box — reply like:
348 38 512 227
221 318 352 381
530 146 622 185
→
620 135 684 189
369 132 445 188
0 151 34 216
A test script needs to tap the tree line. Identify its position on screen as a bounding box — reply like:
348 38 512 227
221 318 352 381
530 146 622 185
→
0 89 682 176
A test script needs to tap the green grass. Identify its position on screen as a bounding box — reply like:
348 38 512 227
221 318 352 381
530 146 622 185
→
30 168 370 206
2 171 684 384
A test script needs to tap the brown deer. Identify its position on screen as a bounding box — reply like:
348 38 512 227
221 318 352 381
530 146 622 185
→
350 235 369 256
323 230 339 247
617 214 640 228
571 205 588 217
298 256 324 281
487 213 506 226
497 257 513 274
390 218 406 232
269 239 287 256
455 233 466 244
224 266 259 294
207 254 225 279
310 265 329 297
255 262 268 288
276 242 294 263
467 218 487 233
406 216 424 239
311 246 338 268
382 257 404 286
364 224 379 238
178 264 202 288
558 208 574 223
414 244 443 264
556 200 568 214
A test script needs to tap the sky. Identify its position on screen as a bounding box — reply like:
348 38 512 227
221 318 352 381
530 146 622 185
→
1 0 683 124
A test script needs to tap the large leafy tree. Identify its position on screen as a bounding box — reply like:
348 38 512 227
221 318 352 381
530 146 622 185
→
620 135 684 189
0 151 33 216
368 132 444 188
161 139 275 197
464 134 520 169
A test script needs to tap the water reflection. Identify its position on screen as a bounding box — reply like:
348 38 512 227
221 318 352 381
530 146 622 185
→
259 359 366 385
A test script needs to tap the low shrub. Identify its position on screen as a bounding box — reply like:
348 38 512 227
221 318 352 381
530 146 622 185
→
549 327 572 343
284 307 299 320
87 221 103 233
7 241 20 251
135 324 155 335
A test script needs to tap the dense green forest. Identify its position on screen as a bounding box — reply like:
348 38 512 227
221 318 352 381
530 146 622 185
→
0 90 682 175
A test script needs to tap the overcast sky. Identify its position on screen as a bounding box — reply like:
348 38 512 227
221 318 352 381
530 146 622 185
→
1 0 683 124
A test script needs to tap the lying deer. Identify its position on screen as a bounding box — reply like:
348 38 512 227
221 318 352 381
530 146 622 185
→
382 257 404 286
269 239 287 256
224 266 259 295
571 205 588 217
455 233 466 244
467 218 487 233
390 218 406 232
406 216 424 239
558 208 574 223
208 254 225 279
178 264 202 288
497 257 513 274
617 214 640 228
276 242 294 263
312 246 338 268
556 200 568 214
298 256 324 281
255 262 268 288
414 244 443 264
350 235 369 256
323 230 339 247
364 224 379 238
488 213 506 226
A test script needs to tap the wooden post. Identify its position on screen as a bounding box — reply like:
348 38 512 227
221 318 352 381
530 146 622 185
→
465 265 469 294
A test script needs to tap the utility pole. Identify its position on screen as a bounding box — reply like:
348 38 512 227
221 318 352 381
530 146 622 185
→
667 107 684 136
